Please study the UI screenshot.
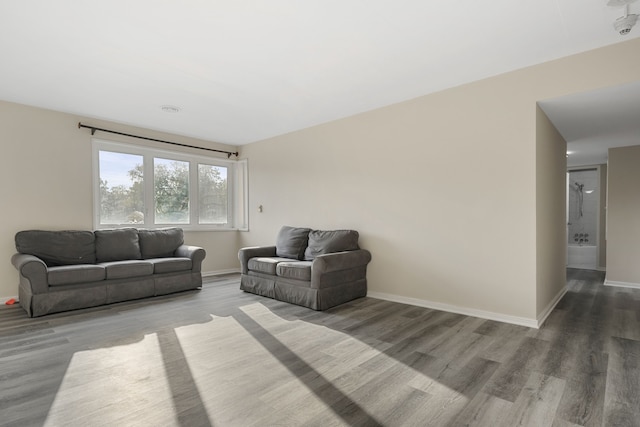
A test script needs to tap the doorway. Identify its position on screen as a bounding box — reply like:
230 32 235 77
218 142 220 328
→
567 168 599 269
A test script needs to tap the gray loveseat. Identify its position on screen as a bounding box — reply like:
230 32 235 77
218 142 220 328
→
11 227 206 317
239 226 371 310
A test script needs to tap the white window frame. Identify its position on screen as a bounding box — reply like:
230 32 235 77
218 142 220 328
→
92 138 247 231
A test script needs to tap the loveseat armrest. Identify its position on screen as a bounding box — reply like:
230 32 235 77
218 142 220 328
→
311 249 372 289
175 245 206 273
11 253 49 294
238 246 277 274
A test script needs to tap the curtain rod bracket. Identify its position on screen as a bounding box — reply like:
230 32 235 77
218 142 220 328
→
78 122 238 158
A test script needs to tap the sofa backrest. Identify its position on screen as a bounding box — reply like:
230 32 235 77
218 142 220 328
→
94 228 142 263
138 228 184 259
275 226 360 261
276 226 311 260
94 227 185 262
15 230 97 267
304 229 360 260
15 227 186 266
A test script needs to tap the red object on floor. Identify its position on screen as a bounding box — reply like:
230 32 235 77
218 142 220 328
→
5 298 16 305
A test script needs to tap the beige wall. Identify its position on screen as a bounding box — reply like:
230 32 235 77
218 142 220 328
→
535 106 567 318
239 38 640 323
3 38 640 321
0 101 241 299
606 145 640 284
240 82 539 320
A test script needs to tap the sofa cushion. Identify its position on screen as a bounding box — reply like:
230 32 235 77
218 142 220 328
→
48 264 106 286
138 228 184 259
15 230 96 267
149 257 192 274
100 260 154 279
276 261 312 281
248 257 297 275
304 230 360 260
95 228 141 263
276 226 311 260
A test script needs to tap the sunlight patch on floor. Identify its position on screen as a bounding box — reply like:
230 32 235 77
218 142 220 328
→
173 302 463 426
44 334 178 427
42 301 466 427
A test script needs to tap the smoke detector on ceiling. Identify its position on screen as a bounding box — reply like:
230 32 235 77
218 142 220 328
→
608 0 638 35
614 13 638 34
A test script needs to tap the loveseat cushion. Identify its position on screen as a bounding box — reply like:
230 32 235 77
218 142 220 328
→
100 260 154 279
16 230 96 267
138 228 184 259
149 257 192 274
48 264 106 286
276 226 311 260
248 257 297 275
95 228 142 263
304 230 360 260
276 261 312 281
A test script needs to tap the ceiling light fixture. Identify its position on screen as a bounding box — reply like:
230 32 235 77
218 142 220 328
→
160 105 181 113
608 0 638 35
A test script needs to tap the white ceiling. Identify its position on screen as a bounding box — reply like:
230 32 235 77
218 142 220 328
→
540 81 640 167
0 1 639 146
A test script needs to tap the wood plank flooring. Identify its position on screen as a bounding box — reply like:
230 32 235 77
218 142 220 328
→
1 269 639 426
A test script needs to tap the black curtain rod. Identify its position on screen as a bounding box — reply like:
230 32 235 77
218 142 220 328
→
78 122 239 158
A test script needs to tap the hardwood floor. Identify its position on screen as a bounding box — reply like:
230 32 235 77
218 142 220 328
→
1 269 639 426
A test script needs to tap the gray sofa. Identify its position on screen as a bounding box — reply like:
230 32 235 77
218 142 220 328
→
11 227 206 317
239 226 371 310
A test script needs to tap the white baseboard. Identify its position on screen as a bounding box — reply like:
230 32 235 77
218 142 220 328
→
536 286 567 328
604 278 640 289
367 291 539 329
202 268 240 278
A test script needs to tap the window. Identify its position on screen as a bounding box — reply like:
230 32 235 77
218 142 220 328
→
154 158 190 224
93 139 247 230
99 151 144 224
198 164 228 224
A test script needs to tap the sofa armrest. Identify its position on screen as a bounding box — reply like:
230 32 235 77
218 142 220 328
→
175 245 206 273
311 249 372 288
238 246 277 274
11 253 49 294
